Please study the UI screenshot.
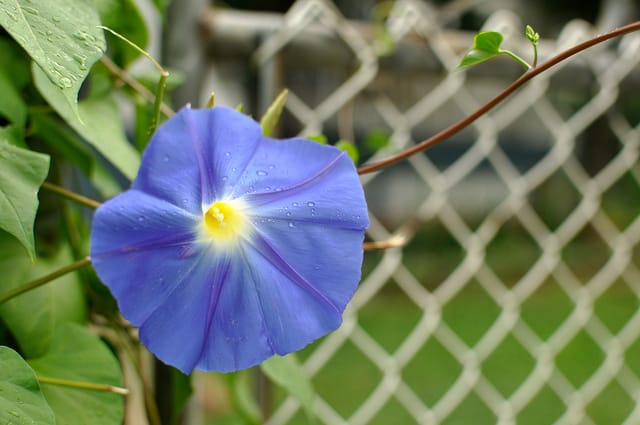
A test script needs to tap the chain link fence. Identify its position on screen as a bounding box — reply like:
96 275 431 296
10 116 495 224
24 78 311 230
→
196 1 640 423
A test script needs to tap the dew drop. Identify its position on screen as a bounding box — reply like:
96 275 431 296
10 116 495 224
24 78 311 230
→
268 164 275 170
307 201 316 207
256 170 268 177
58 77 72 88
9 410 19 417
73 30 87 41
288 222 295 228
285 211 291 217
221 175 228 182
4 10 17 22
265 186 271 191
292 202 299 207
231 167 237 172
224 151 231 158
22 6 38 15
52 15 61 22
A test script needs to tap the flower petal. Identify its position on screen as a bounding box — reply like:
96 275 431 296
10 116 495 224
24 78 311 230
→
134 106 263 211
246 151 369 230
232 137 352 198
90 190 202 324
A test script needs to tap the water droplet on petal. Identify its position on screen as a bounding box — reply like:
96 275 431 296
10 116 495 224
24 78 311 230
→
256 170 268 177
292 202 299 207
221 175 228 182
224 152 231 158
288 222 295 228
285 211 291 217
307 201 315 207
268 164 275 170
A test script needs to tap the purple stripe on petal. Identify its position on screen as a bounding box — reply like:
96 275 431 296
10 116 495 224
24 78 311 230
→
249 232 341 315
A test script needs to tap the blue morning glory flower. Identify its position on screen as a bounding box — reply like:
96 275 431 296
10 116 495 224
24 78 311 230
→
90 106 369 373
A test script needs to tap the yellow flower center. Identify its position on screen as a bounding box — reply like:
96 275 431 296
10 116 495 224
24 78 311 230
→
202 200 246 243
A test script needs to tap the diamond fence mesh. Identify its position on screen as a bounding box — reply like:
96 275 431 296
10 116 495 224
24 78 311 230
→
200 1 640 423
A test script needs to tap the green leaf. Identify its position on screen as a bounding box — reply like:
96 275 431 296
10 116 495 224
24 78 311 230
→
229 371 261 425
28 323 124 425
0 139 50 260
458 31 503 69
306 134 328 145
0 125 28 149
34 64 140 180
364 129 390 153
261 354 314 419
0 70 27 128
95 0 148 67
30 113 121 198
0 37 31 89
260 89 288 137
474 31 503 53
335 140 359 164
525 24 540 44
0 346 56 425
0 0 105 117
0 237 86 358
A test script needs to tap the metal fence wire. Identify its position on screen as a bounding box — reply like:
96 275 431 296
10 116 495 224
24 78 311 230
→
199 0 640 423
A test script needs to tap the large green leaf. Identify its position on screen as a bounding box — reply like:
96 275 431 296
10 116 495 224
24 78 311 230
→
0 235 86 358
0 138 50 259
95 0 148 67
261 354 315 419
34 64 140 180
0 346 56 425
0 0 105 116
28 323 124 425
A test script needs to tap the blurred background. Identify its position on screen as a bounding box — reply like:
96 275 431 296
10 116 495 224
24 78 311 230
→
153 0 640 423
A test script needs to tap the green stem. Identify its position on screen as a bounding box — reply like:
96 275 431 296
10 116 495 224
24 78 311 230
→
38 375 129 395
41 182 101 209
149 71 169 136
98 25 171 137
532 43 538 67
0 257 91 305
498 49 531 69
100 56 174 117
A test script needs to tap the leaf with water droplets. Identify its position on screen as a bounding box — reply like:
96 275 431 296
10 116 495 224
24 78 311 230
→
0 346 56 425
0 0 105 117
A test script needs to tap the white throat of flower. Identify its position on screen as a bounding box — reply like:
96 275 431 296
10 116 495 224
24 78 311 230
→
199 199 250 249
